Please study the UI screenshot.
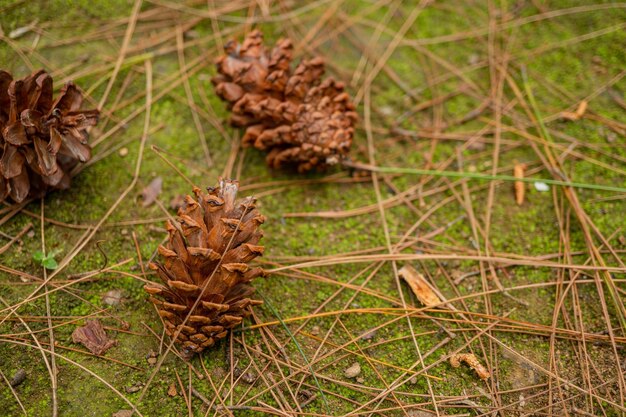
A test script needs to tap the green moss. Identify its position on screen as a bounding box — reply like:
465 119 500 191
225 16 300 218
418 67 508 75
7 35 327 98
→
1 1 625 415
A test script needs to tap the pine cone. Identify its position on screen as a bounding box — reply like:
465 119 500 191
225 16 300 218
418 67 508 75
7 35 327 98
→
212 30 357 172
144 179 265 354
0 69 99 203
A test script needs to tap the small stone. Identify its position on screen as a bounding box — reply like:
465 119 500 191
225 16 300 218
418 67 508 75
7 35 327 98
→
10 369 26 387
407 411 436 417
167 383 177 397
605 131 617 143
360 330 376 341
102 289 124 306
344 362 361 379
241 372 256 384
534 182 550 192
125 382 143 393
119 148 128 157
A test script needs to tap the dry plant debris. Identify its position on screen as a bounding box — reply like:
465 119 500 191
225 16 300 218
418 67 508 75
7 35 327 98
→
513 162 526 205
398 264 442 307
560 100 588 121
140 176 163 207
144 179 265 354
0 69 99 203
212 30 357 172
71 320 117 356
450 353 490 380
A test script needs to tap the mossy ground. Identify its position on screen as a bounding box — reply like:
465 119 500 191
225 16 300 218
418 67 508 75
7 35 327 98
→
1 1 625 416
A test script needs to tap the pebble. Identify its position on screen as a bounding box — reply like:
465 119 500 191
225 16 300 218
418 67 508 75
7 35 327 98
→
146 351 158 366
360 330 376 341
10 369 26 387
102 289 124 306
125 382 143 393
344 362 361 379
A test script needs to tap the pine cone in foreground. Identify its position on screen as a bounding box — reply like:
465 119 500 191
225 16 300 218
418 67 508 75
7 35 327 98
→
0 69 99 203
212 30 357 172
145 179 265 354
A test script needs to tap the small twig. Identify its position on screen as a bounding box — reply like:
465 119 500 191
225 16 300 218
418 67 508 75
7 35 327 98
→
0 223 32 255
95 240 108 271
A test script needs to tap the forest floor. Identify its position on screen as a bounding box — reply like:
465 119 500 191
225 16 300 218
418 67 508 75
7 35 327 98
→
0 0 625 416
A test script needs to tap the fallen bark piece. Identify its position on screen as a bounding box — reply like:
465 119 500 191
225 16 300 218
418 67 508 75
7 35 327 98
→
71 319 117 355
513 162 526 206
399 264 441 307
450 353 490 380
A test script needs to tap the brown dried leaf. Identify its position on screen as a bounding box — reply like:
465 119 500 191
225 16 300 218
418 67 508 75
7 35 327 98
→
141 177 162 207
513 162 526 206
450 353 490 380
71 319 117 355
167 383 177 397
399 264 441 307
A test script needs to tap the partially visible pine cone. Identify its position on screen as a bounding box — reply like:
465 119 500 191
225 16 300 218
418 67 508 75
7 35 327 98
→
145 179 265 354
0 69 99 203
212 30 357 172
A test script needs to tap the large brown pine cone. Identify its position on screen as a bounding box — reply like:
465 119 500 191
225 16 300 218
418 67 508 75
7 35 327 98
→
145 179 265 354
0 69 99 203
212 30 357 172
